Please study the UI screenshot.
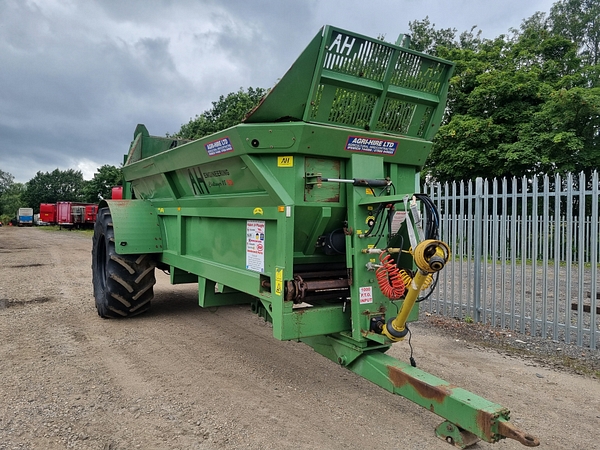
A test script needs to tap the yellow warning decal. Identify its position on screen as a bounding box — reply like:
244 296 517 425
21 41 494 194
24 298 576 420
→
275 268 283 296
277 156 294 167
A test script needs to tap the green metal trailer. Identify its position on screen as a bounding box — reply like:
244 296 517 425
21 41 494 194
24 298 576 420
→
92 26 539 448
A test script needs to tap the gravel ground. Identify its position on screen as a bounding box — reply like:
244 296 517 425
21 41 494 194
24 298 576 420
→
1 226 599 450
428 259 600 349
418 314 600 378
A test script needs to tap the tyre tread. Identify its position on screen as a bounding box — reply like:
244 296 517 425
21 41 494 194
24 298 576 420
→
92 208 156 318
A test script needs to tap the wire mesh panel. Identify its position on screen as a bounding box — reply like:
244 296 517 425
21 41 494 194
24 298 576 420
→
245 25 454 149
390 53 448 95
310 85 378 129
312 28 453 137
376 98 415 134
322 34 394 82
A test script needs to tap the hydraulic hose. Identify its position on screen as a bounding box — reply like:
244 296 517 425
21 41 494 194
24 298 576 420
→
376 251 406 299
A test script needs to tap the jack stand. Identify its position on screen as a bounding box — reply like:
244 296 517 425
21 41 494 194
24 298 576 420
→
435 421 480 448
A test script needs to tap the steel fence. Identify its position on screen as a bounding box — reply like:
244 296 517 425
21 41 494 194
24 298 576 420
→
423 171 599 349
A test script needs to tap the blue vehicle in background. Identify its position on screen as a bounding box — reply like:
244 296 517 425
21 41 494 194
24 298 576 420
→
17 208 34 226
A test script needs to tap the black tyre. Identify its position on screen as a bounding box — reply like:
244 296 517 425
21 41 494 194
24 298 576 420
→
92 207 156 318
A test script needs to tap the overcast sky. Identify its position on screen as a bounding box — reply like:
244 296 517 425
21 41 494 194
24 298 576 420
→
1 0 557 183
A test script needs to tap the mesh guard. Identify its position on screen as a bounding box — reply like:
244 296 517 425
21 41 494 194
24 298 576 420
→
245 26 454 141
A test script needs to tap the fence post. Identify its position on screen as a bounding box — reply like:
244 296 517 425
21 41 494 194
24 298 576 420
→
473 177 484 322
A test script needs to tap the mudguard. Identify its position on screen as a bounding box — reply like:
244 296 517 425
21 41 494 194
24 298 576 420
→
99 200 163 254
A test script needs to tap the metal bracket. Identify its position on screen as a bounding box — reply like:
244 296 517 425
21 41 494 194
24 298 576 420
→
305 172 322 189
435 421 480 449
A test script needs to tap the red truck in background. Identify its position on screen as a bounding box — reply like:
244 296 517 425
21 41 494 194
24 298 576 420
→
56 202 98 229
84 204 97 223
39 203 57 225
38 187 121 228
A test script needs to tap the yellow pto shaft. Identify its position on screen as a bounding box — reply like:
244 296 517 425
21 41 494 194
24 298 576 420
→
383 239 450 341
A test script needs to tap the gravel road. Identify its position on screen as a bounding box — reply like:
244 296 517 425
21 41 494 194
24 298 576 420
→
0 227 599 450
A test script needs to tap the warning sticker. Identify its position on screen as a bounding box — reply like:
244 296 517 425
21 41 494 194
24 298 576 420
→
275 268 283 296
246 220 265 273
359 286 373 304
205 137 234 156
345 136 398 155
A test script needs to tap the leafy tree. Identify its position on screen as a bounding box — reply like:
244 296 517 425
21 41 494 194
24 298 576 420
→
408 17 484 57
81 165 123 203
0 169 14 197
173 87 267 140
0 169 21 223
549 0 600 67
421 2 600 183
22 169 85 211
0 182 25 223
408 17 460 55
523 86 600 174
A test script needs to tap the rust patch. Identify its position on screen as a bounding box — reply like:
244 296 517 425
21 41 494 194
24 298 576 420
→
476 410 495 441
498 421 540 447
387 365 453 403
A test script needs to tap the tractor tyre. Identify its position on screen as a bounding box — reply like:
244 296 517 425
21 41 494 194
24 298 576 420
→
92 207 156 318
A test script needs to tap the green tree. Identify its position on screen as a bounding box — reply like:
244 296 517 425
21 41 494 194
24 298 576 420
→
0 169 14 197
0 170 21 223
22 169 85 211
423 4 599 182
81 165 123 203
522 86 600 174
0 181 24 224
549 0 600 67
173 87 266 140
409 17 485 57
408 17 460 55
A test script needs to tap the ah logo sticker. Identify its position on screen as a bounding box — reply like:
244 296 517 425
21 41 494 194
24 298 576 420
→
277 156 294 167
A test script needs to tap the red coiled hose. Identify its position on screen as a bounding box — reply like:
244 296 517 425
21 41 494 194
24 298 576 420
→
376 252 405 299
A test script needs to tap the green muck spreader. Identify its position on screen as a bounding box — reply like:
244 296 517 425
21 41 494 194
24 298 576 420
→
92 26 539 448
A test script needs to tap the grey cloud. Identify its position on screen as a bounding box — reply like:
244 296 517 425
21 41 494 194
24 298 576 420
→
0 0 556 183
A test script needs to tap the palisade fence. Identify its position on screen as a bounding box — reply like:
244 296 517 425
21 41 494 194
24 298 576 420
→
423 171 599 349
